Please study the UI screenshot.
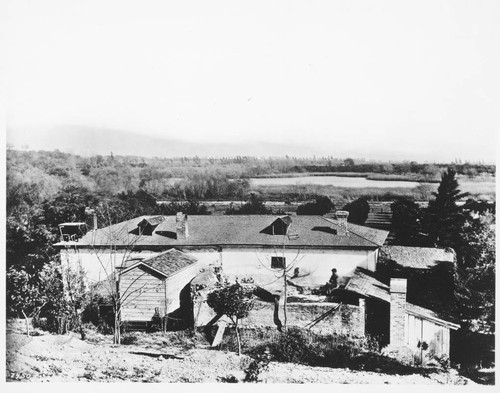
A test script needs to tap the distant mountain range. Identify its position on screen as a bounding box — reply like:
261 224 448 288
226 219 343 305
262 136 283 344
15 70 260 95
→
7 126 324 158
6 125 494 163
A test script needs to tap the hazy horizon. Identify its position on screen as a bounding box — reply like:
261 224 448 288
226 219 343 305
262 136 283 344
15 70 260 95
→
5 125 495 164
6 1 500 163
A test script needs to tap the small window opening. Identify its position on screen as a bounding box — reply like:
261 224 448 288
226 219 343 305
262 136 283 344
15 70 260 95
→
271 256 286 269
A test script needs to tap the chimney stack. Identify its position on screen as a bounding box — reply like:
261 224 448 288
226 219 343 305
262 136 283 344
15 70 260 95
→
85 207 97 231
335 210 349 236
176 212 188 240
390 278 407 347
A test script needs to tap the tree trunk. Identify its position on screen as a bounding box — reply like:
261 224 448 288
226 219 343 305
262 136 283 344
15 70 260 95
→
235 320 241 356
114 318 121 345
21 310 30 337
73 303 86 340
283 273 288 333
114 281 121 345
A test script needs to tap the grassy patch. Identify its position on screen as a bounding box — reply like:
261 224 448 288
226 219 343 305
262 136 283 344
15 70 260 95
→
253 184 434 204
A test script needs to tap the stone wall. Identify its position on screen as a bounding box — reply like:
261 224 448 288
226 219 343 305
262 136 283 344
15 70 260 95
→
194 297 365 336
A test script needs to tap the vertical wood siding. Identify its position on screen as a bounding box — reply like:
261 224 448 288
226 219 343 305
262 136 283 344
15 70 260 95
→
407 314 450 360
120 266 166 321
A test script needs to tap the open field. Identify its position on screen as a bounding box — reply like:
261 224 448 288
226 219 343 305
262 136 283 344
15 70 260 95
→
251 174 495 203
251 176 421 188
252 172 441 183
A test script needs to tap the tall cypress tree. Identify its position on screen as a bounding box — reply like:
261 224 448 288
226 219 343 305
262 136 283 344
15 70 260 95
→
391 197 423 246
424 168 469 247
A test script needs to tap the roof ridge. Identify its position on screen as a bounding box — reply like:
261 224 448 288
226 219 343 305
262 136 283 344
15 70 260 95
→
120 261 168 277
144 248 195 259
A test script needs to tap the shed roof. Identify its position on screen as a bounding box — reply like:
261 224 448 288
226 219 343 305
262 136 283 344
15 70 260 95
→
406 303 460 329
344 268 390 302
380 246 455 269
55 215 389 249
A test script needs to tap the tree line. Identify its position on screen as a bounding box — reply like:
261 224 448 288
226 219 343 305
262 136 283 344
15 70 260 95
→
6 148 495 339
390 169 495 333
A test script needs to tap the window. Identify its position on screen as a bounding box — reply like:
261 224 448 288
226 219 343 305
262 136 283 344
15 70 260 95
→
271 256 286 269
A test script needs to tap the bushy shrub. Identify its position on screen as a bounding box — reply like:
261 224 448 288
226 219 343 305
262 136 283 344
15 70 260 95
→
270 328 317 364
35 312 81 335
162 329 208 350
219 326 374 368
97 318 114 335
343 196 370 225
296 196 335 215
213 326 430 375
148 309 163 333
217 375 239 383
243 349 272 382
121 333 139 345
81 295 114 335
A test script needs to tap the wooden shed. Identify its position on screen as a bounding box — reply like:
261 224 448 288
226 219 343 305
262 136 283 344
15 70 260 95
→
406 303 460 361
119 249 200 323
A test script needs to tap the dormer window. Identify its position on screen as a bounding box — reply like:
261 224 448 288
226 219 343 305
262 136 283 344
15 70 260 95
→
261 215 292 235
137 216 164 236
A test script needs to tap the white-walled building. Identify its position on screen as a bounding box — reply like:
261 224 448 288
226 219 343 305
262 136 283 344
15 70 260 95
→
55 212 459 361
56 212 388 296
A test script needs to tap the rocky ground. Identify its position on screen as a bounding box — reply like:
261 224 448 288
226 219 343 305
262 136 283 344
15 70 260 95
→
6 320 475 384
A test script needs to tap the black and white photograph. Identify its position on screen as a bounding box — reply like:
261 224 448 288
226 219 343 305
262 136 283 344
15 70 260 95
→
3 0 497 385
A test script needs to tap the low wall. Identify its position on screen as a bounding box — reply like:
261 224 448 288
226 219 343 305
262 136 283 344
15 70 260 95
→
193 298 365 336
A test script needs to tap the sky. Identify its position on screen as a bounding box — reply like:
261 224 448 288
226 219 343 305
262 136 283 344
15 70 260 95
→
5 0 500 162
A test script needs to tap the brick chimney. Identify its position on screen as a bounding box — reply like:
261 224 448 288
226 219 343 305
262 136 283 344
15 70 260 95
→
390 278 407 347
335 210 349 236
176 212 188 240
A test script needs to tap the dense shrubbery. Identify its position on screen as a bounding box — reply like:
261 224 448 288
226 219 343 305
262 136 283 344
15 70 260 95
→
296 196 335 215
214 326 426 375
343 197 370 225
225 193 273 215
390 169 495 332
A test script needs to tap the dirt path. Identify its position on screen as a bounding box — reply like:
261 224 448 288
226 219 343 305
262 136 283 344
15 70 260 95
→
6 327 473 384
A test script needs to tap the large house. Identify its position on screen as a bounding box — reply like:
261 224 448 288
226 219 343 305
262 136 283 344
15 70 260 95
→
55 211 459 362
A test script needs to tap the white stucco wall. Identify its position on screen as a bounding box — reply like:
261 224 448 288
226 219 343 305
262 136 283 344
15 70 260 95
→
59 248 159 284
220 247 377 292
59 246 376 294
164 262 204 312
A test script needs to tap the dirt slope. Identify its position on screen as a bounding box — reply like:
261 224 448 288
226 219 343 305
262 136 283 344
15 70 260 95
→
6 324 473 384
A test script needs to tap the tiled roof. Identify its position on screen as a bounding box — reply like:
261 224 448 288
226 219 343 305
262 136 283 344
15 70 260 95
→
121 249 198 278
380 246 455 269
58 215 389 249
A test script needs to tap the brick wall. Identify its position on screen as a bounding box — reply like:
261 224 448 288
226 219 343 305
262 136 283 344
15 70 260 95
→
390 278 407 346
